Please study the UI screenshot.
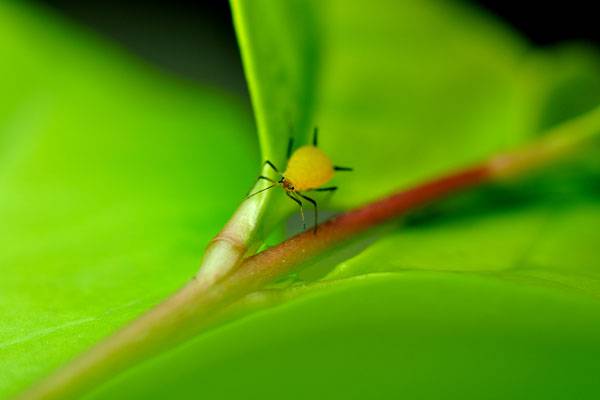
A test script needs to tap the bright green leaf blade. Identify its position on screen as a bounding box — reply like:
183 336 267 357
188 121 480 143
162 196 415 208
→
232 0 600 210
90 273 600 399
0 3 256 397
525 45 600 130
328 195 600 292
231 0 320 167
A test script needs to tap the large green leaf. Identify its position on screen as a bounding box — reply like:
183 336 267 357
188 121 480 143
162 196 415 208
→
328 192 600 289
0 3 256 398
91 272 600 399
83 0 600 399
86 161 600 399
3 0 600 398
88 0 600 398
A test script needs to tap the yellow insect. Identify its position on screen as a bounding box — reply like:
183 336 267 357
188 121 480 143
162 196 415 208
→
248 127 352 233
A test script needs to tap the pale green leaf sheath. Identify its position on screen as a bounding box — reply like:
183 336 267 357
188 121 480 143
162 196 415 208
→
196 0 322 285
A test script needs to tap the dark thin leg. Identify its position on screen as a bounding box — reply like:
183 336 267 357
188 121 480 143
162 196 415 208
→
257 175 276 183
313 126 318 147
247 184 276 199
334 166 353 172
298 193 318 234
264 160 280 173
286 192 305 230
287 137 294 159
310 186 337 192
247 175 277 196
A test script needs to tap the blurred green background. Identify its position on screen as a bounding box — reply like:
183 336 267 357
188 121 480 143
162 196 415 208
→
1 1 599 399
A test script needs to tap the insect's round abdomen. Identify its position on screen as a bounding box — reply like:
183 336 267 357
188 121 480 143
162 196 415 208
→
284 146 334 191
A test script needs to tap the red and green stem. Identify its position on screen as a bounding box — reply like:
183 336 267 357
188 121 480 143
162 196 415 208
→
20 106 600 400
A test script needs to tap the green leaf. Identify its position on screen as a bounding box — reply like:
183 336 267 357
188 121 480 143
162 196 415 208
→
87 1 600 398
328 195 600 290
5 0 600 398
86 165 600 399
232 0 600 210
91 272 600 399
231 0 320 167
0 3 256 397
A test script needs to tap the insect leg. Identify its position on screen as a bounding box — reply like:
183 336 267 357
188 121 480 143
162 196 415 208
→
263 160 280 173
247 184 276 199
298 193 318 234
257 175 276 183
313 126 319 147
246 175 277 196
287 137 294 159
334 166 353 172
286 192 305 230
310 186 338 192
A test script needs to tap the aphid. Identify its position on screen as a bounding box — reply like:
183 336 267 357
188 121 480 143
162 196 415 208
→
248 127 353 233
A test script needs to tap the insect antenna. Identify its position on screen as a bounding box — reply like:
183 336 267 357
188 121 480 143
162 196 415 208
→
257 175 276 183
247 184 276 199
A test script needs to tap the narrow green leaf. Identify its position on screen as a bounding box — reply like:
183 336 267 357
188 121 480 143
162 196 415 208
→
231 0 320 167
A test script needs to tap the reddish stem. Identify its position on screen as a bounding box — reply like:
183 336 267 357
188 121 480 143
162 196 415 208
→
220 164 490 292
24 102 599 399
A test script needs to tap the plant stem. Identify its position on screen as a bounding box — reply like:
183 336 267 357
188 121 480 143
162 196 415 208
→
20 106 600 400
194 185 271 287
